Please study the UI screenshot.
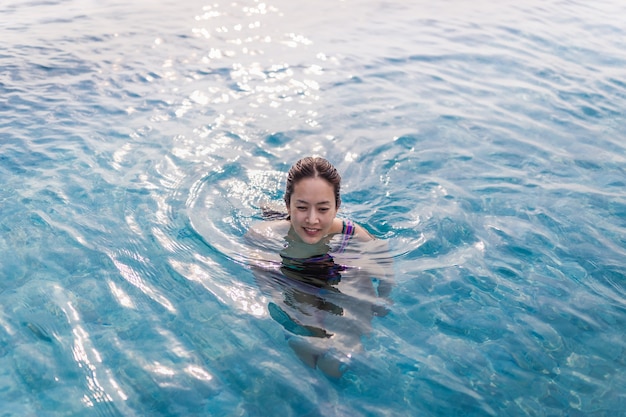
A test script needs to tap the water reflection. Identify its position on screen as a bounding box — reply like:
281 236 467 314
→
250 233 393 378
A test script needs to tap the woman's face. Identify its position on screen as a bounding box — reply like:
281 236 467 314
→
287 177 338 244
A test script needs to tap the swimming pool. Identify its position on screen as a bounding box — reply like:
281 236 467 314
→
1 0 625 415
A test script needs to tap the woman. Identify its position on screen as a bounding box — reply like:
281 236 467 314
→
247 156 374 251
247 156 392 378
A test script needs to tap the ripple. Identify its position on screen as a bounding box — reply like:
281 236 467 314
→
183 164 283 263
3 0 626 415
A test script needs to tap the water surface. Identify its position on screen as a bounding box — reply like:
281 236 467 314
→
1 0 625 416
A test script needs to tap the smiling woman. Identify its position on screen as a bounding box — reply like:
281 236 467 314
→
248 156 373 246
245 157 391 378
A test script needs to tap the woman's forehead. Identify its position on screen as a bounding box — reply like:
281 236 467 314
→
292 177 335 200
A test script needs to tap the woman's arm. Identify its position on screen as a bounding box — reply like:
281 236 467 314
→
354 223 375 242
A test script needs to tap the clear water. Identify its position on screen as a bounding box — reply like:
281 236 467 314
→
1 0 625 415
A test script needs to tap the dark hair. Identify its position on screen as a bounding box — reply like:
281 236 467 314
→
284 156 341 209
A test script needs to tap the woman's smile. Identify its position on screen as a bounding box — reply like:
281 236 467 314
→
304 226 321 235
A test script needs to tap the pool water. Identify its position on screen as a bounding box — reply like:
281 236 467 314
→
1 0 625 415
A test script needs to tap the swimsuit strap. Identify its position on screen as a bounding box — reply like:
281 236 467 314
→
341 219 355 236
335 219 355 253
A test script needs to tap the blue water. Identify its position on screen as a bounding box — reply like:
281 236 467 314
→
1 0 625 415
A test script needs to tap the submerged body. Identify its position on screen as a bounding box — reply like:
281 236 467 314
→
246 156 392 378
248 221 392 378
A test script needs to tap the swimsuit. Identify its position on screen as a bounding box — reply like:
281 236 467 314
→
280 253 345 286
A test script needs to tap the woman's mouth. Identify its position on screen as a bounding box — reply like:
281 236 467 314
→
303 227 320 236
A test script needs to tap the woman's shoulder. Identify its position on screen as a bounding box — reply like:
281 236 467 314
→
246 219 291 241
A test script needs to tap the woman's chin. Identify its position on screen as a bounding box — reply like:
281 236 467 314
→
288 226 330 246
300 235 322 245
297 230 326 245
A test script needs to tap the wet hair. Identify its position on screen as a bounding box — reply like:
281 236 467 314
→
284 156 341 209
